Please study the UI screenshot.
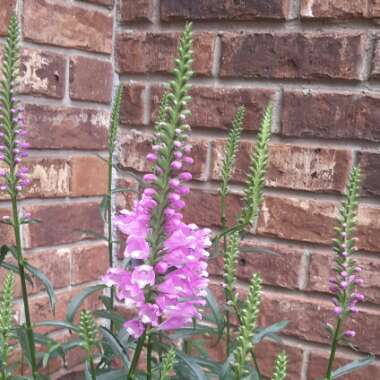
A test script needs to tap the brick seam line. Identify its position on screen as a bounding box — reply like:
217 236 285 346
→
289 0 301 20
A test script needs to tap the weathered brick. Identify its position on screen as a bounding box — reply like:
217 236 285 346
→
120 83 146 126
69 56 113 104
151 85 274 131
282 91 380 142
209 239 303 289
260 291 380 355
70 156 108 196
25 157 70 198
0 48 66 98
120 0 153 23
307 251 380 304
308 350 380 380
21 49 65 98
24 202 104 248
257 196 380 252
183 189 242 228
23 0 113 54
116 32 215 76
0 208 15 245
371 39 380 80
161 0 290 21
220 32 365 80
0 0 15 36
211 142 352 193
359 152 380 197
119 130 209 180
301 0 380 19
256 341 304 380
71 243 108 285
25 104 108 150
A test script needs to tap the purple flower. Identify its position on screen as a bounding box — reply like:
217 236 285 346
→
131 265 155 288
123 320 145 339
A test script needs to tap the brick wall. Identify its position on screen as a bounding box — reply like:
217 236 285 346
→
1 0 380 378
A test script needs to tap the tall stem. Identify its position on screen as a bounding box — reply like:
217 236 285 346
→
326 318 342 380
107 150 115 331
147 330 153 380
11 194 38 379
127 330 147 380
88 355 96 380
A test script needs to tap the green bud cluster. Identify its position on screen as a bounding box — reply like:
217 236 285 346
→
79 310 98 355
161 348 176 380
232 273 262 379
108 85 123 153
223 231 240 307
271 351 288 380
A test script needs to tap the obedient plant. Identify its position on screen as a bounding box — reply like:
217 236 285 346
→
0 16 375 380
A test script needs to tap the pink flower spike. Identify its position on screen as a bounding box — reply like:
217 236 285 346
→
171 161 182 170
183 156 194 165
132 265 155 288
123 320 145 339
144 188 157 197
125 235 150 260
155 261 168 274
139 304 160 326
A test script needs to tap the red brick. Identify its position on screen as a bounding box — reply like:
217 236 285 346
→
119 130 209 180
307 251 380 304
220 32 365 80
260 291 380 355
69 56 113 104
120 0 153 23
115 177 139 212
307 350 380 380
151 85 274 131
258 196 380 252
25 104 108 150
256 341 304 380
282 91 380 142
359 152 380 197
0 47 66 99
209 239 303 289
0 248 70 298
71 243 108 285
301 0 380 19
371 39 380 80
0 208 15 245
183 189 243 228
24 202 104 248
23 0 113 54
70 156 108 196
120 83 146 126
116 32 215 76
160 0 290 21
211 142 352 193
0 0 15 36
257 195 337 245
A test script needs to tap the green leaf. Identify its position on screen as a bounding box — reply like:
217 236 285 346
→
331 355 375 379
174 351 208 380
205 288 225 341
0 244 9 265
253 320 288 344
100 195 110 222
94 310 126 326
99 326 130 369
34 320 79 333
15 326 33 367
0 262 33 284
168 326 217 340
112 188 138 194
96 369 129 380
25 262 56 315
66 284 107 322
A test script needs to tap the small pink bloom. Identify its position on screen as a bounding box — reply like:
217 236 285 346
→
179 172 192 181
139 303 160 326
125 235 150 260
123 320 145 339
143 174 157 183
171 161 182 170
183 156 194 165
344 330 356 338
132 265 155 288
146 153 158 161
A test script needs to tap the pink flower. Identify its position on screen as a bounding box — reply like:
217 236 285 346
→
139 304 160 326
125 235 150 259
132 265 155 288
123 320 145 339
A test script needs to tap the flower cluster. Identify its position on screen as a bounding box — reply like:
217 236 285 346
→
102 23 210 339
329 166 363 338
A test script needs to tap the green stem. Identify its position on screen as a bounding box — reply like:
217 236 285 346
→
128 330 147 380
326 318 342 380
147 331 152 380
88 355 97 380
11 194 38 380
107 151 115 332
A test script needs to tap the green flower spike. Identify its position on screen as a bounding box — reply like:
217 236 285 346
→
271 351 288 380
233 273 262 379
161 348 176 380
79 310 98 380
0 273 15 380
